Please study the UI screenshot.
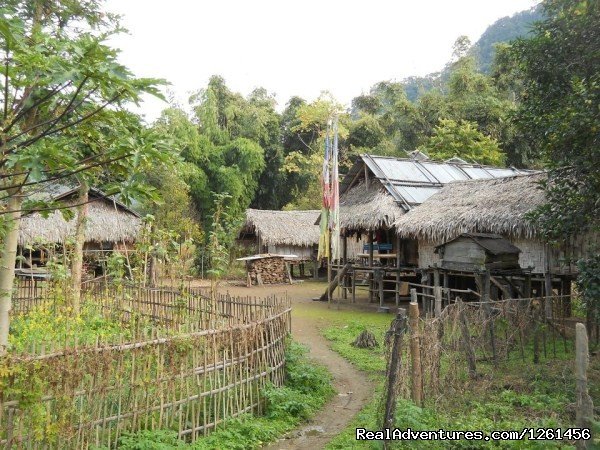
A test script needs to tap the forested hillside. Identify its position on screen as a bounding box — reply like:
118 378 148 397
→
136 3 550 256
403 4 543 101
473 5 543 73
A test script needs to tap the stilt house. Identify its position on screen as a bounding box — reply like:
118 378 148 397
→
393 172 598 300
331 153 532 304
17 185 142 273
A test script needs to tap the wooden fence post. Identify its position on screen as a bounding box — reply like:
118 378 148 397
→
434 286 442 317
382 309 407 450
408 297 422 406
575 323 594 449
457 297 477 379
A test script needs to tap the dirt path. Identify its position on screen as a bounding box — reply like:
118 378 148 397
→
265 311 372 449
220 281 373 450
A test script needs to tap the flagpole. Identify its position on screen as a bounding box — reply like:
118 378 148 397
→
327 229 332 307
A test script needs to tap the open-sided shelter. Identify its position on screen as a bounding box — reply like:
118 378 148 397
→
331 153 533 304
239 209 321 261
393 172 598 299
17 185 142 270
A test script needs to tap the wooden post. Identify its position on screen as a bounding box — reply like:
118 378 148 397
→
342 235 348 300
433 268 442 317
409 292 422 406
575 323 594 450
352 269 356 303
313 258 319 280
368 230 374 303
382 309 407 450
481 270 497 365
319 263 352 302
327 249 332 306
457 297 477 379
395 235 401 306
545 244 553 320
377 269 385 309
368 231 374 267
524 274 532 298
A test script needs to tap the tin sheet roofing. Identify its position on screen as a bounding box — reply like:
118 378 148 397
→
341 154 535 210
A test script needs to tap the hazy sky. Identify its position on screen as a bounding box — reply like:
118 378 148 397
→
105 0 539 122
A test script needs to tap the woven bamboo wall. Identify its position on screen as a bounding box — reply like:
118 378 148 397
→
267 244 314 260
511 238 546 273
1 288 291 449
417 240 441 269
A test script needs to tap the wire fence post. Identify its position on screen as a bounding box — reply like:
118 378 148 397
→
408 297 422 406
382 309 407 450
457 297 477 379
575 323 594 449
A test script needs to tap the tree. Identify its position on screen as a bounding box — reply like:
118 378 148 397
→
0 1 163 350
511 0 600 240
419 118 506 166
280 95 348 209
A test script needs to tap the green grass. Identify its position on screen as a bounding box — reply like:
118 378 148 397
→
112 340 335 449
318 310 596 449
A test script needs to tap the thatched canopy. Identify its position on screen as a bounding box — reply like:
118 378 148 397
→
394 173 547 242
19 191 142 246
243 209 320 247
340 181 405 231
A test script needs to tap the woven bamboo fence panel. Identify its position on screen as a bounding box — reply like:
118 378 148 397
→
0 285 291 449
389 295 576 404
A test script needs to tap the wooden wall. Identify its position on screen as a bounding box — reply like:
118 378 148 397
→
266 244 314 260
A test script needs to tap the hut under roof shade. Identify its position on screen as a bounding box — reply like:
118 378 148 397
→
436 233 522 271
394 173 547 242
243 209 320 247
18 190 141 246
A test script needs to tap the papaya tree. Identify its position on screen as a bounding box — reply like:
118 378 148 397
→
0 0 164 351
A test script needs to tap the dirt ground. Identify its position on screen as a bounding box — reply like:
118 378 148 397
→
214 280 379 450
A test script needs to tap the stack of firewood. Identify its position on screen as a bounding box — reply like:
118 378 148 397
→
247 257 289 285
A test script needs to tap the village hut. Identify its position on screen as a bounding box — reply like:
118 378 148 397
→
239 209 321 260
17 186 142 269
323 153 533 305
393 172 598 298
336 153 532 266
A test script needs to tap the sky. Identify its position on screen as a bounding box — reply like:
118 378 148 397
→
105 0 539 122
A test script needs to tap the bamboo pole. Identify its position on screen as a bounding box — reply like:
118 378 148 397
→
575 323 594 449
408 295 422 406
457 298 477 379
382 309 407 450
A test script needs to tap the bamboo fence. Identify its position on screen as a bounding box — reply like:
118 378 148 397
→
388 295 577 404
0 282 292 449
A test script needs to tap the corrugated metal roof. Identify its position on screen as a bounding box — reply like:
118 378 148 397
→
341 154 536 210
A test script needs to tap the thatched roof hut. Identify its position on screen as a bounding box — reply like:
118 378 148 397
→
339 181 404 231
19 187 142 246
242 209 320 248
393 173 546 243
338 153 534 232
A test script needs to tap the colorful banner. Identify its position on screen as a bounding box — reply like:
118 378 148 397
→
317 117 340 261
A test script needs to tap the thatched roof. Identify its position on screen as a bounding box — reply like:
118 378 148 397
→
19 190 142 246
243 209 320 247
394 173 547 242
339 181 405 231
337 153 536 232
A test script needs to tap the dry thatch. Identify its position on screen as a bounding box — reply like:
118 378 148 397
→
340 181 405 231
243 209 320 247
394 173 547 242
19 198 142 246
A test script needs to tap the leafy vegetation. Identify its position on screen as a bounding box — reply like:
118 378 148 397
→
318 311 595 449
112 341 334 449
9 299 129 353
